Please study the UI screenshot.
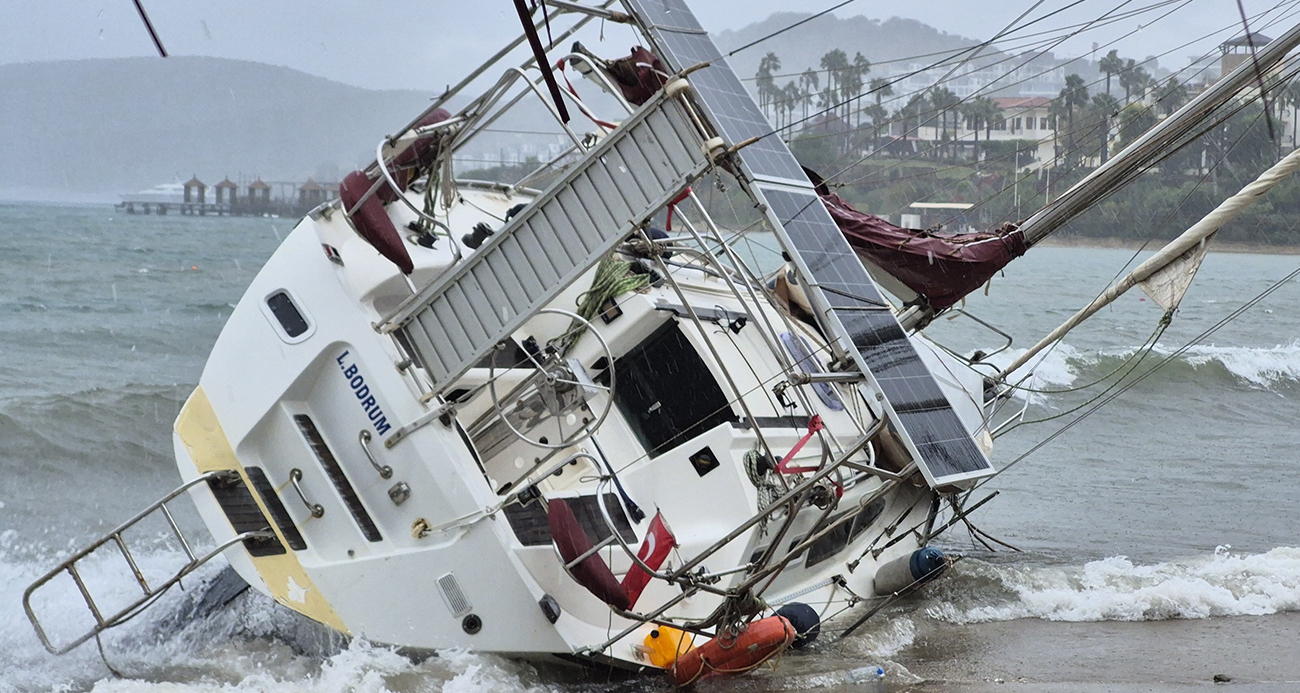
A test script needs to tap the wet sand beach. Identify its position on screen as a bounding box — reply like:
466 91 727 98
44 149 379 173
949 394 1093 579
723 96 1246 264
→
899 612 1300 692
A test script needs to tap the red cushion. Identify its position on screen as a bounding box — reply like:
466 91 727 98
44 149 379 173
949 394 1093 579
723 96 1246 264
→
548 499 631 610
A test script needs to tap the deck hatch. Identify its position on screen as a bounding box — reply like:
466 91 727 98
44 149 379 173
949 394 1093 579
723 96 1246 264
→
204 474 285 557
293 414 383 543
244 466 308 551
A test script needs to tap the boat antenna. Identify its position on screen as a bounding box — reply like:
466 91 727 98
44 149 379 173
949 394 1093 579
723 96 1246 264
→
130 0 168 58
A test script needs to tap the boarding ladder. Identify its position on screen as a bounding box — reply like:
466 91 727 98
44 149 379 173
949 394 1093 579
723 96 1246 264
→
23 470 273 654
376 79 712 394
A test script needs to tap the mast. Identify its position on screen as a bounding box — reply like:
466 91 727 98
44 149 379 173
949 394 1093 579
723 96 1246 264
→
1016 23 1300 246
998 146 1300 380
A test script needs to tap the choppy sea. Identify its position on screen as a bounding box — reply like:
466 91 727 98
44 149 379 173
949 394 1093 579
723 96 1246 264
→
3 202 1300 692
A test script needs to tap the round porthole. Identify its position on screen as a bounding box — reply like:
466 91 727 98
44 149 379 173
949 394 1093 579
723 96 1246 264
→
462 614 482 635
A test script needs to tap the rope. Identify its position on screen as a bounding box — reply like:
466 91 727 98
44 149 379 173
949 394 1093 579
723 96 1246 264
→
744 445 783 535
560 256 650 353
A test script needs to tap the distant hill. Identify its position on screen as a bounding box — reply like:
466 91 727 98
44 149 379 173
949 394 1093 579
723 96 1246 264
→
715 13 987 84
0 14 1068 202
0 57 433 201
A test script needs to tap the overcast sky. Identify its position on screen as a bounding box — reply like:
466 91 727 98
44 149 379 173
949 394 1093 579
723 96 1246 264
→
4 1 1293 90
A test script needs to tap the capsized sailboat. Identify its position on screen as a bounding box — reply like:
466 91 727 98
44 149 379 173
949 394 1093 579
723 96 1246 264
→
23 0 1300 681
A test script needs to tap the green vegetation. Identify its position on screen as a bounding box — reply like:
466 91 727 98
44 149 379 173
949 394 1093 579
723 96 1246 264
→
760 47 1300 246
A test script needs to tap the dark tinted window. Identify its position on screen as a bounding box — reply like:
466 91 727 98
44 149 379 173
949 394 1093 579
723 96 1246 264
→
804 498 887 568
503 493 636 546
610 323 736 457
267 291 309 337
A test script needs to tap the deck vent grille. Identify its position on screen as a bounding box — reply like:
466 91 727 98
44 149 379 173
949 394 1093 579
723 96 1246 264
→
437 573 472 618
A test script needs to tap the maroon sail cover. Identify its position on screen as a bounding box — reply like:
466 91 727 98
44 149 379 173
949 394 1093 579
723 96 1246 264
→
605 46 667 106
819 191 1027 311
338 108 451 275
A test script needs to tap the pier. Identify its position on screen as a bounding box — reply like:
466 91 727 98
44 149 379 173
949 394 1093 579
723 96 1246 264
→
115 175 338 217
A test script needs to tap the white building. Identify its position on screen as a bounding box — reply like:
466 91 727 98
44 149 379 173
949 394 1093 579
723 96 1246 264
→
903 96 1057 168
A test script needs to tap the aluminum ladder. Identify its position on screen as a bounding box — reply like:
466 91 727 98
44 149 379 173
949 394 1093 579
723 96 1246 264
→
377 80 711 395
23 470 273 654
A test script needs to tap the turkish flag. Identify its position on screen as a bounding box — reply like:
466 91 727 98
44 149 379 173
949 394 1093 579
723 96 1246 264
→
621 511 677 608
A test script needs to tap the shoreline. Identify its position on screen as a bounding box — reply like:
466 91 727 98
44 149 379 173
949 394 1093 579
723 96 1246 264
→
1037 235 1300 255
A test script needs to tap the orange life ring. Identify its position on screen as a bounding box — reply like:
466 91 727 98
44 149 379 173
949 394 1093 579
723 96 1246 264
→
668 615 795 686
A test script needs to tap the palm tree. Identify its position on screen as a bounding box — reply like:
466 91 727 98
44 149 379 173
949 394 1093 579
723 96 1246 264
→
850 52 871 126
819 49 849 124
799 69 819 121
1118 60 1152 105
1088 93 1121 164
782 82 802 130
930 86 961 158
960 96 1001 161
1154 77 1190 116
1059 74 1090 164
869 77 893 107
896 93 928 141
1099 49 1125 97
863 102 888 150
756 52 781 120
1133 68 1154 104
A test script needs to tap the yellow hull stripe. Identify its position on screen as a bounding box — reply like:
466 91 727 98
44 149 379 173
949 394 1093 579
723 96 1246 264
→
176 386 348 633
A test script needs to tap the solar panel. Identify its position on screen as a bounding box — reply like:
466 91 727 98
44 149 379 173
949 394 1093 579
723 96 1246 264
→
624 0 994 486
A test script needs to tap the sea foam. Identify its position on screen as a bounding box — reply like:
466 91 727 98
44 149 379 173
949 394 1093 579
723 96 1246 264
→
929 546 1300 624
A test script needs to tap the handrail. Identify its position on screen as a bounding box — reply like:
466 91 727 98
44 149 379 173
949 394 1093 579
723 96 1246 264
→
385 1 612 151
289 468 325 518
359 430 393 479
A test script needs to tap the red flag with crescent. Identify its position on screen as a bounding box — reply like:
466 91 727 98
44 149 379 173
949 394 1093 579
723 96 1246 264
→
621 511 676 608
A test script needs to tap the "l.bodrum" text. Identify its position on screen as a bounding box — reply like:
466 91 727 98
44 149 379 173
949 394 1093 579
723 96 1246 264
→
336 351 392 435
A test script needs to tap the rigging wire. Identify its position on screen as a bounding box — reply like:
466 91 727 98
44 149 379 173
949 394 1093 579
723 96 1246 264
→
726 0 860 57
974 261 1300 488
130 0 168 58
772 0 1141 137
817 4 1300 230
739 0 1188 84
993 313 1170 437
803 0 1222 180
772 0 1298 182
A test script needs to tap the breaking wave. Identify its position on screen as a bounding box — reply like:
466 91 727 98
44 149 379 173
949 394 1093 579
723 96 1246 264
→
986 342 1300 400
928 546 1300 624
0 530 562 693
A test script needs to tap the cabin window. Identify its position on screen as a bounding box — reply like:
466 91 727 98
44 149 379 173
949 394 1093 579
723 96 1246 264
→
804 498 887 568
609 322 736 458
266 291 309 338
